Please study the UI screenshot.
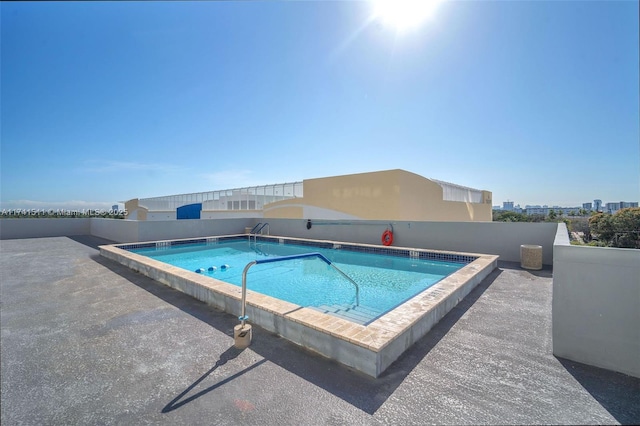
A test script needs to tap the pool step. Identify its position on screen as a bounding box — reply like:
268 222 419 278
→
311 303 384 325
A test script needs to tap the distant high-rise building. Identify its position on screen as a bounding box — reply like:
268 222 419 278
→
525 205 549 216
503 201 514 211
582 202 592 211
594 199 602 212
605 202 620 213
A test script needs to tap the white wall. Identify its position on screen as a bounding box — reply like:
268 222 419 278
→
553 223 640 378
263 219 557 264
0 218 252 243
90 218 139 243
136 219 252 242
0 218 91 239
0 217 557 263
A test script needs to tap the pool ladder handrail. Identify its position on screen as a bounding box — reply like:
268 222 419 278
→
248 222 269 244
238 252 360 328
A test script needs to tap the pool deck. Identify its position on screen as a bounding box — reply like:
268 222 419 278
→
1 236 639 425
100 235 498 378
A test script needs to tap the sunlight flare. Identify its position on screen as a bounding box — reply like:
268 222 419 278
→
371 0 444 31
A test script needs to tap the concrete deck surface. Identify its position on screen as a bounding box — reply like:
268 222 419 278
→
1 236 638 425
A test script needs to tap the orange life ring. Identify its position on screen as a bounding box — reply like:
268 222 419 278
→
381 230 393 246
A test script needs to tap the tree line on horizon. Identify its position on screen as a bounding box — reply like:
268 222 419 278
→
493 207 640 249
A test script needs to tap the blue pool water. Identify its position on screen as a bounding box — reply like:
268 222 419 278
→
130 239 465 322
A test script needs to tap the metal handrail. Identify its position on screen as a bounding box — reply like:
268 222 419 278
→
255 222 269 235
248 223 262 242
250 222 269 244
238 252 360 328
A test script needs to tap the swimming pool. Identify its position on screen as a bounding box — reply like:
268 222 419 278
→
101 234 498 378
129 239 467 324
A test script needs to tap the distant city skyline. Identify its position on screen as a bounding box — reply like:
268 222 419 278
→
497 199 638 214
499 199 639 209
2 1 638 211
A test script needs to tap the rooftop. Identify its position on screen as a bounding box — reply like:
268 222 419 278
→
1 236 638 425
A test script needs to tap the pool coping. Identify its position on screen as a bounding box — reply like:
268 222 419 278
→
100 235 498 378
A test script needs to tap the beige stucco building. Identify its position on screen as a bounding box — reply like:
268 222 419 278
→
125 169 492 222
264 169 492 221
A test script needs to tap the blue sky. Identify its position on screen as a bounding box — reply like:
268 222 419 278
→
1 0 638 210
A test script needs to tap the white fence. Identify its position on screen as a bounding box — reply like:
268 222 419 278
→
138 182 303 211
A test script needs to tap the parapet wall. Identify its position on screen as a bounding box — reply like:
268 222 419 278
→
0 218 253 243
262 219 556 265
0 217 557 264
552 223 640 378
0 218 91 239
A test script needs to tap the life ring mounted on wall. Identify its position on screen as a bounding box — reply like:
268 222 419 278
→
381 229 394 246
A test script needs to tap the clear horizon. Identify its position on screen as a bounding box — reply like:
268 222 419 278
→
2 1 639 211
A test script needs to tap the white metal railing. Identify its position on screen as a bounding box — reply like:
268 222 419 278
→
431 179 483 203
138 182 303 211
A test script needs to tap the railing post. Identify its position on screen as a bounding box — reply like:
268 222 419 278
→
240 261 257 328
234 260 257 349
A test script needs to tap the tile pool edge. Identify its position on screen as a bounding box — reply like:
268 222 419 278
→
99 236 498 378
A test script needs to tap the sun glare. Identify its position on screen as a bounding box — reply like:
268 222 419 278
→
372 0 444 31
